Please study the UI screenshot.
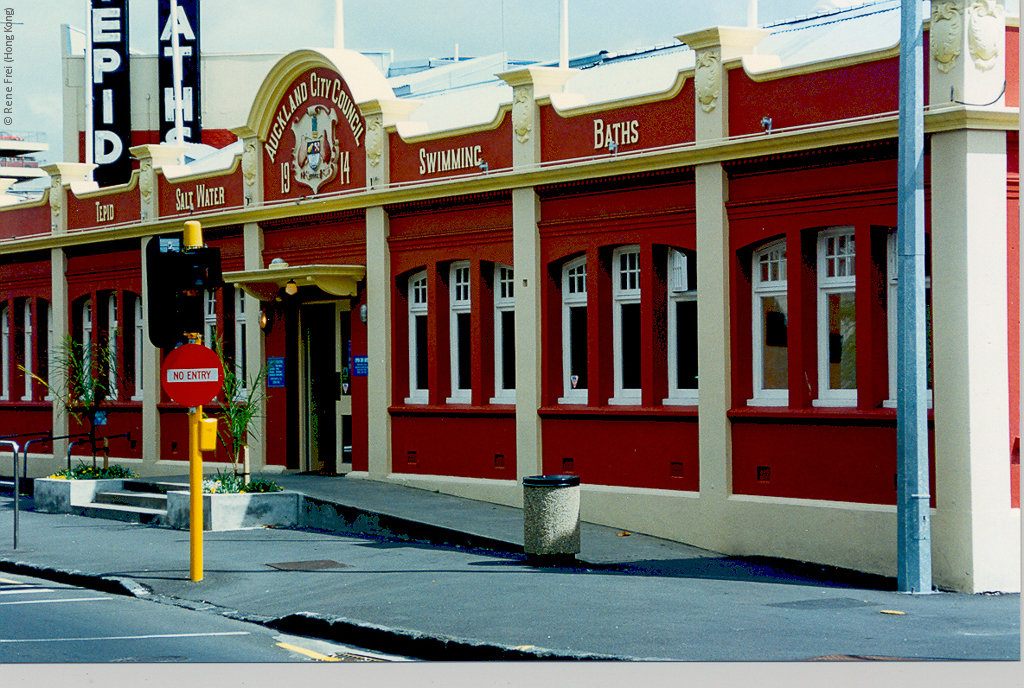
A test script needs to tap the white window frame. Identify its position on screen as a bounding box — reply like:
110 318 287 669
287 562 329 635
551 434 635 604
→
0 304 9 401
106 293 118 401
203 290 218 350
82 299 93 383
132 294 144 401
665 248 698 405
44 301 53 401
749 240 789 406
883 230 933 409
814 226 857 407
234 287 249 400
447 261 472 404
21 299 32 401
559 255 588 404
405 270 429 404
610 245 642 405
491 263 516 404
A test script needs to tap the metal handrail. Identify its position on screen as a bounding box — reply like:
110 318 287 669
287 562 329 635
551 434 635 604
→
1 440 21 549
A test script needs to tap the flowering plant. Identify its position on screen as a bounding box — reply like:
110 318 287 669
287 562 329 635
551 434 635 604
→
47 463 136 480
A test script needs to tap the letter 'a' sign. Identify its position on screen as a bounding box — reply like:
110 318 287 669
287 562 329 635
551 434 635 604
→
161 343 223 407
91 0 132 187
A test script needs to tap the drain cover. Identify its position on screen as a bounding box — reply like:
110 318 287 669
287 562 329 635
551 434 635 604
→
266 560 349 571
768 597 873 610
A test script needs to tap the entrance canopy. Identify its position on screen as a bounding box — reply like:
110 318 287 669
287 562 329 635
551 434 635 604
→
224 263 365 301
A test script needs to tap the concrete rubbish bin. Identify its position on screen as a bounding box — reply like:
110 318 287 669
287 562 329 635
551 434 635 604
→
522 474 581 562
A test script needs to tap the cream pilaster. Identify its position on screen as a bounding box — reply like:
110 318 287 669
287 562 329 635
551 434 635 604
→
497 67 574 490
929 0 1007 107
365 205 392 479
129 144 186 221
512 187 543 481
694 164 732 521
42 163 97 235
231 126 263 208
677 27 768 141
930 127 1019 593
927 0 1017 593
358 99 418 479
678 28 765 529
360 99 421 190
50 248 68 460
242 222 267 473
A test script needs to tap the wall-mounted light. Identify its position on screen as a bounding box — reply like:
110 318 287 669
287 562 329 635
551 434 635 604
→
284 280 298 296
760 116 773 134
359 303 368 323
478 161 489 173
607 139 618 154
258 309 269 331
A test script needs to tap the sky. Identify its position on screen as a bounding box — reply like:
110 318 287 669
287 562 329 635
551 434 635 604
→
5 0 1015 178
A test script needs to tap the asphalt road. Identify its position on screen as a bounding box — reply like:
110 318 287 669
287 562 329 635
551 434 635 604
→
0 571 405 663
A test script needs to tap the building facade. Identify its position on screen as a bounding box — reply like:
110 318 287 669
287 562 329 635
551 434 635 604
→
1 3 1019 593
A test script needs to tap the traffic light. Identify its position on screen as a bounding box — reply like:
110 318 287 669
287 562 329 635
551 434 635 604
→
146 233 223 349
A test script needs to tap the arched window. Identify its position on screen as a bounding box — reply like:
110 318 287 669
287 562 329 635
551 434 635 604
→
447 261 472 403
559 255 588 404
666 248 698 404
406 270 429 404
750 239 788 406
492 263 515 403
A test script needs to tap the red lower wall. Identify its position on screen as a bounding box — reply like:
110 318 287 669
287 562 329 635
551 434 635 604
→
731 413 936 506
541 413 699 491
391 411 516 480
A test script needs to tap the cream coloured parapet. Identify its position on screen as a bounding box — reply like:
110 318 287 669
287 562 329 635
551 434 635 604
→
929 0 1008 108
498 66 576 168
41 162 97 234
358 99 422 189
930 127 1018 593
677 27 769 141
129 145 187 221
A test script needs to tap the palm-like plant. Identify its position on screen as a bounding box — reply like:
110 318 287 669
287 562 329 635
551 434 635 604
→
24 333 121 467
213 340 267 484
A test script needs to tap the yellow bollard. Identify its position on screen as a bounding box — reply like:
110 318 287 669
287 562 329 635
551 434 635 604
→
189 405 203 582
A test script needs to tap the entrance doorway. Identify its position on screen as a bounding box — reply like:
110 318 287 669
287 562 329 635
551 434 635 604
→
300 301 352 474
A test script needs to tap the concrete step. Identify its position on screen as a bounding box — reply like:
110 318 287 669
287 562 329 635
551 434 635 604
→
93 490 168 510
73 502 165 525
121 480 187 495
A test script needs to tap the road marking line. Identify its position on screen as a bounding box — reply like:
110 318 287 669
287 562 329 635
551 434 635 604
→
276 641 341 662
0 632 251 644
0 578 26 584
0 589 54 596
0 597 113 606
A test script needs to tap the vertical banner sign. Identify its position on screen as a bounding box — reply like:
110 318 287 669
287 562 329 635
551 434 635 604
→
91 0 131 186
158 0 201 144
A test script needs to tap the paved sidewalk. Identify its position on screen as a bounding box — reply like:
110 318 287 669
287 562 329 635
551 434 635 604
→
0 473 1019 662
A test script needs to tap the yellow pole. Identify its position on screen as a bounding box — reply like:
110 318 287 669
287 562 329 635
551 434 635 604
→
189 403 203 582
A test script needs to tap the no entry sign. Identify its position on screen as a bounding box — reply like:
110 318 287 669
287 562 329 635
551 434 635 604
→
161 343 224 407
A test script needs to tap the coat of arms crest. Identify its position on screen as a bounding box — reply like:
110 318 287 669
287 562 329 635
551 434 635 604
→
292 105 340 194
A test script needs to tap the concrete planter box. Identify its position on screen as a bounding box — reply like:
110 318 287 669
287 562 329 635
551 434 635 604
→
165 490 300 531
33 478 125 514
